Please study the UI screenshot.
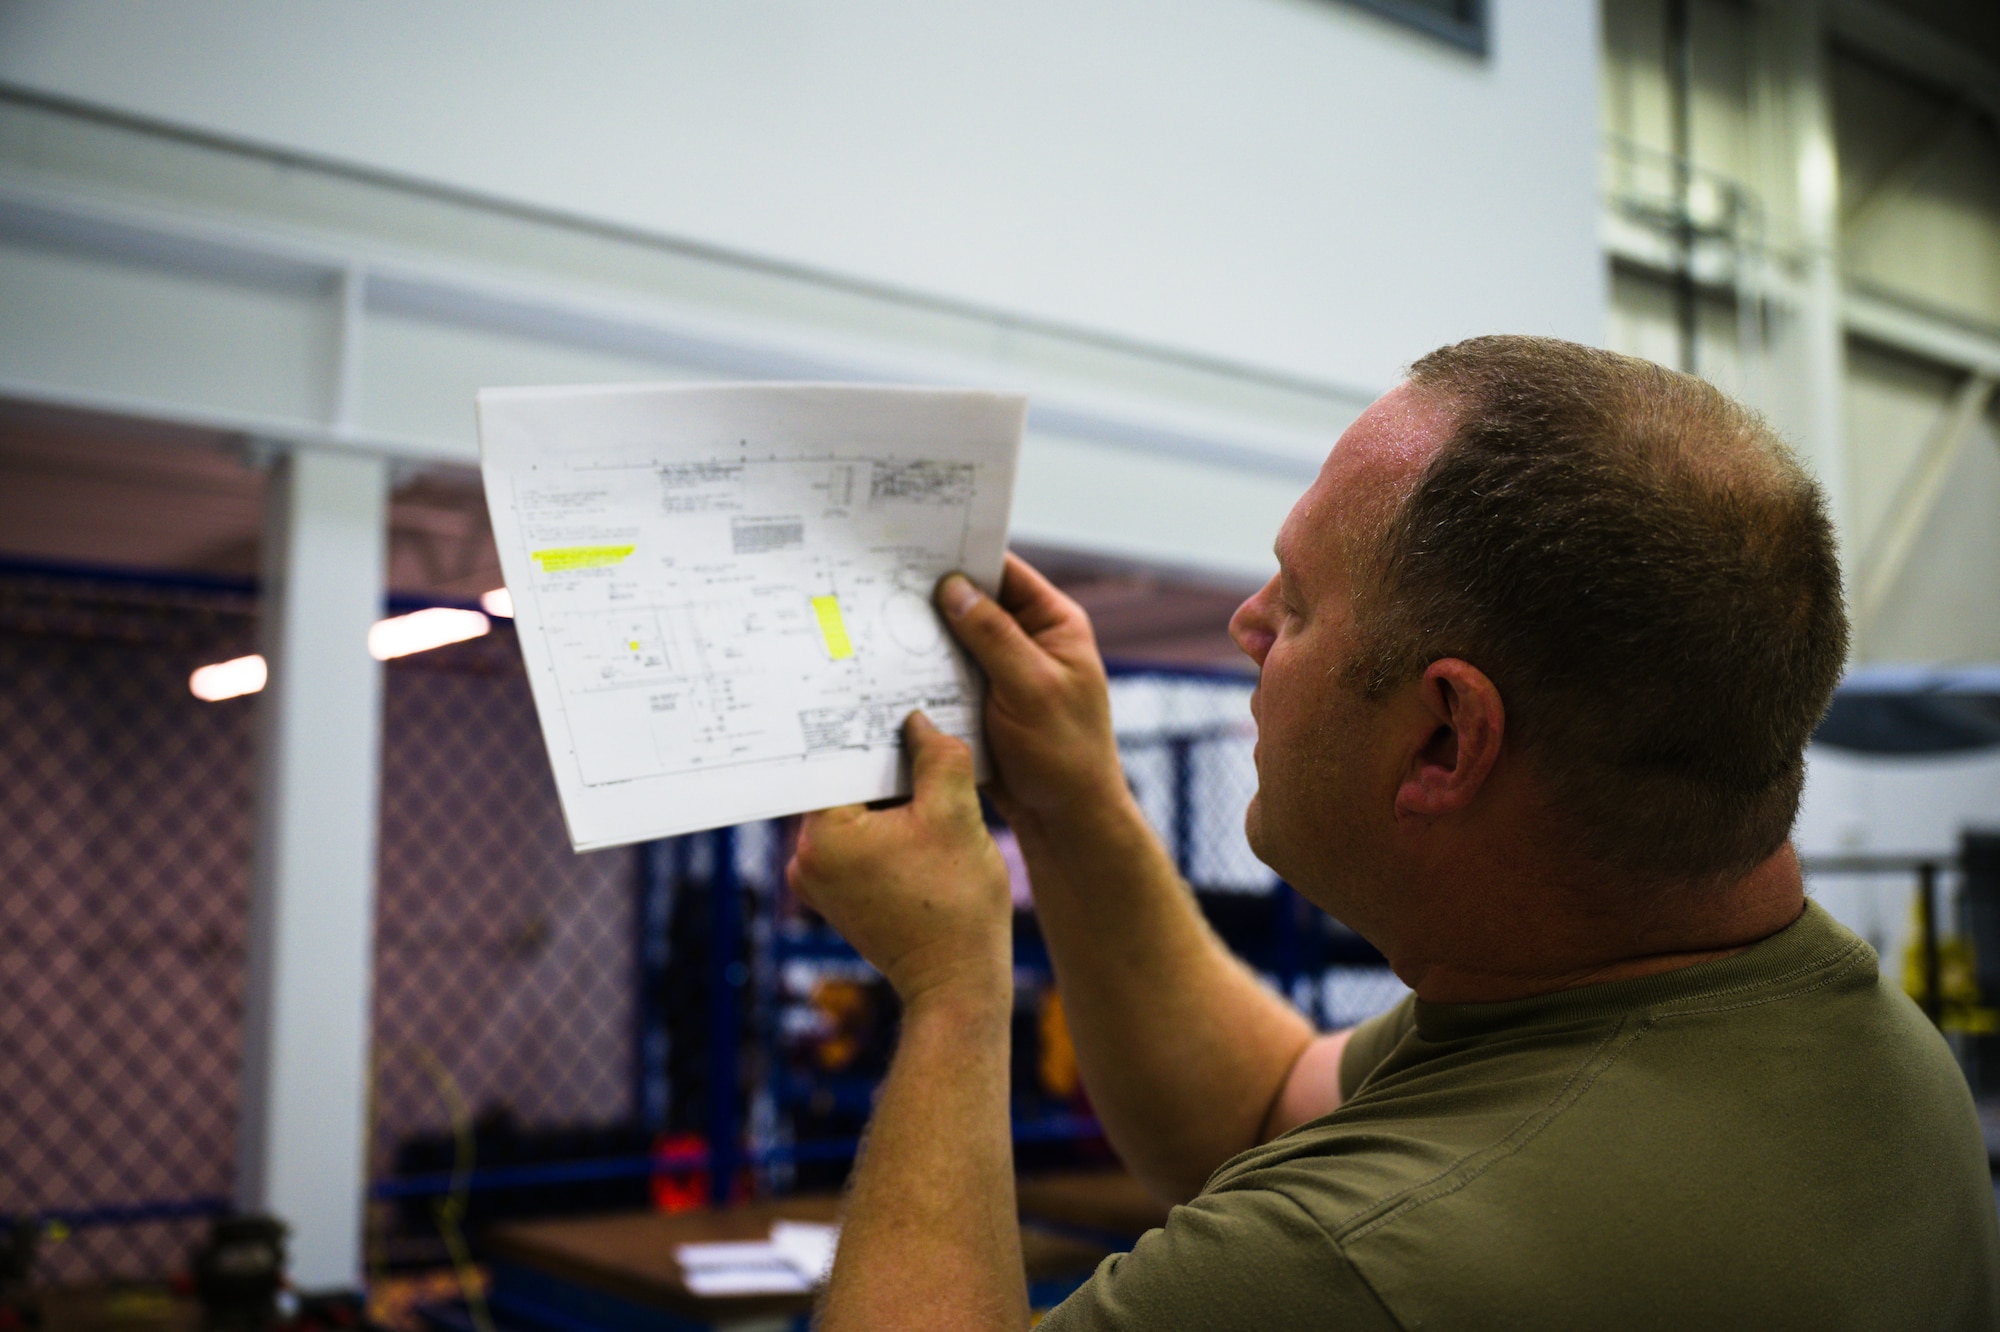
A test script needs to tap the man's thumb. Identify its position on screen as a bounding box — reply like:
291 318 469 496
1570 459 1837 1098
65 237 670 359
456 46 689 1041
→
936 573 1038 690
904 711 975 810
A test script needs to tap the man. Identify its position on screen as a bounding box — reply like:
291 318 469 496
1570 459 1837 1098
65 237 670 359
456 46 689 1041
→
786 337 2000 1329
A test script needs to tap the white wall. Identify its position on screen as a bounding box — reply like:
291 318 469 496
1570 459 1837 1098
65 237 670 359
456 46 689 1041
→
0 0 1605 392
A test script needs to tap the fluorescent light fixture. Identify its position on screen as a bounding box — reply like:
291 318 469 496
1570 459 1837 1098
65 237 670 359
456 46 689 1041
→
480 587 514 618
368 607 491 661
188 606 493 701
189 654 268 702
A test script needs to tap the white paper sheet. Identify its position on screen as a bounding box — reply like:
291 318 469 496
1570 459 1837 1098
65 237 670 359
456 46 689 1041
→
673 1220 840 1297
681 1263 811 1297
674 1241 792 1270
476 383 1024 851
768 1220 838 1284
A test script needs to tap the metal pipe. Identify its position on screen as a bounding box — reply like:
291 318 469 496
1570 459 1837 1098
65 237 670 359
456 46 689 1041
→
635 839 678 1133
1667 0 1700 375
1920 861 1943 1026
707 826 742 1205
1168 736 1195 879
366 1114 1110 1201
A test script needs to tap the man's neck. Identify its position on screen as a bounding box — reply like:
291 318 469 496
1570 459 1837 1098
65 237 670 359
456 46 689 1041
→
1389 844 1809 1006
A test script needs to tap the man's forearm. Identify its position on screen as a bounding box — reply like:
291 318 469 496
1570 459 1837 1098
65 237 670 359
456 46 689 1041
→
818 979 1027 1332
1010 784 1315 1204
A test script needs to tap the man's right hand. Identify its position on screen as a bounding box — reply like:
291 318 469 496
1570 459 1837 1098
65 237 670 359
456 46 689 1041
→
936 553 1125 825
937 553 1319 1204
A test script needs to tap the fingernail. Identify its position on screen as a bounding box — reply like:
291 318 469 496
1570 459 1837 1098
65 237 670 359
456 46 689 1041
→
938 574 981 618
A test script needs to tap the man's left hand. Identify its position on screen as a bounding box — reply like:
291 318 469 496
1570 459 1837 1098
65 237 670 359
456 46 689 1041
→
786 712 1013 1006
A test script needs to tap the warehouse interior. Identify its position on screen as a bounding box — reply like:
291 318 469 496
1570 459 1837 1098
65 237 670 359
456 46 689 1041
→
3 0 2000 1327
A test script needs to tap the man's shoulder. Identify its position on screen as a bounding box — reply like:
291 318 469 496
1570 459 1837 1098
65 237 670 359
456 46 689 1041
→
1200 944 1998 1329
1034 1174 1404 1332
1223 957 1982 1233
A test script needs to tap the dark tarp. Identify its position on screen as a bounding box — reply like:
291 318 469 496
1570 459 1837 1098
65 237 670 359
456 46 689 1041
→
1813 691 2000 756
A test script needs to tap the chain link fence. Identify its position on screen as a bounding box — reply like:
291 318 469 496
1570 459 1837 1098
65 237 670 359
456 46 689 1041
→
0 569 257 1284
369 629 639 1267
0 569 639 1284
0 567 1405 1288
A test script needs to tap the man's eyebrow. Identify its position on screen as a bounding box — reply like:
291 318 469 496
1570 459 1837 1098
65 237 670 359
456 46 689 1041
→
1273 534 1301 577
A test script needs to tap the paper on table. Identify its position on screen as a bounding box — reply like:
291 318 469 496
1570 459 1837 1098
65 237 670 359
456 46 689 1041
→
674 1240 808 1297
682 1265 812 1298
674 1241 791 1270
476 383 1025 851
769 1220 838 1283
673 1220 840 1297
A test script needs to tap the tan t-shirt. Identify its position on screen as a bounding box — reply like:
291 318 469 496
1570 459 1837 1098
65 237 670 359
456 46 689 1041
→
1040 901 1999 1330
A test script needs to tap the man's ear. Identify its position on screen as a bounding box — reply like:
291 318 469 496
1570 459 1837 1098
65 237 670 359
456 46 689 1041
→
1393 658 1504 820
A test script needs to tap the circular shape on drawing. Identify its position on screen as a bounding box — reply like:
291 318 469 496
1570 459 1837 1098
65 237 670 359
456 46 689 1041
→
883 589 944 654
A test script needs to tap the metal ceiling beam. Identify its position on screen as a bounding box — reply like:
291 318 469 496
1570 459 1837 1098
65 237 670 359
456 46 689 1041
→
1843 281 2000 379
1841 101 1975 236
1602 218 2000 382
0 176 1352 481
1828 0 2000 127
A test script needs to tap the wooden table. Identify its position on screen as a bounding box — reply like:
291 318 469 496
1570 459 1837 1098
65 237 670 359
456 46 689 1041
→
36 1286 200 1332
483 1196 1114 1332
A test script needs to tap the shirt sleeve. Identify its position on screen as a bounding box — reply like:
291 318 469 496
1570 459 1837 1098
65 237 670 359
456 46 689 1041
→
1337 995 1417 1102
1034 1185 1401 1332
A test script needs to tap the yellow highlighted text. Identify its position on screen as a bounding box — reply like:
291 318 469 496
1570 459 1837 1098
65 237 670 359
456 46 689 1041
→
812 595 855 660
531 544 635 573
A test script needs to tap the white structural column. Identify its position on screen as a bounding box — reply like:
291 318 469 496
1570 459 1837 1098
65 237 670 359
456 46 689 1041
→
237 445 389 1292
1758 0 1849 551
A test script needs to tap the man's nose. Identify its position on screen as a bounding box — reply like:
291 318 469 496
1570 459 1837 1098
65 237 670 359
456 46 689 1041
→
1229 583 1277 666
